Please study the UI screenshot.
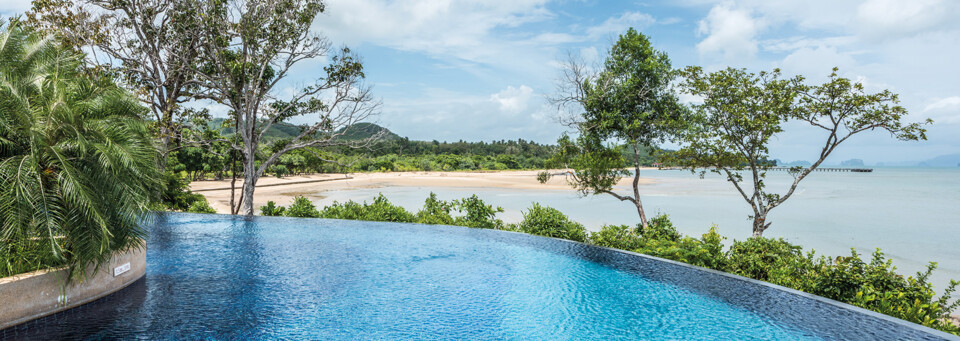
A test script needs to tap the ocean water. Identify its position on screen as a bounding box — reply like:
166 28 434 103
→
3 213 952 340
314 167 960 293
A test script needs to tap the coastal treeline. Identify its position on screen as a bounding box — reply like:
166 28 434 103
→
166 133 570 180
259 193 960 335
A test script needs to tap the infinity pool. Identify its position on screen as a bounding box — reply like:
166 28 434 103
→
2 213 954 340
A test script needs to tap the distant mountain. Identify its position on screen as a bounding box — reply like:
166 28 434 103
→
207 118 399 142
840 159 865 167
918 153 960 167
782 160 812 167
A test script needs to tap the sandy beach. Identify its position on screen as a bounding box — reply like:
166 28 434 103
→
190 170 657 214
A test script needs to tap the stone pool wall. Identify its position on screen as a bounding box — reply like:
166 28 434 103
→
0 245 146 330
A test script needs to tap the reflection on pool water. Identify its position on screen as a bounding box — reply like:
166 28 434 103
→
1 213 954 340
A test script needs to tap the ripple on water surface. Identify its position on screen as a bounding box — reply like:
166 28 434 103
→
1 213 954 340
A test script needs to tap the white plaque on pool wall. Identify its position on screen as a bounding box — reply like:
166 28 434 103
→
114 262 131 277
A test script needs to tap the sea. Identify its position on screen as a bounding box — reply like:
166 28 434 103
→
313 167 960 293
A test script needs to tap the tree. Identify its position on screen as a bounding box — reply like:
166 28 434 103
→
674 67 930 237
0 22 162 279
545 28 683 228
25 0 208 170
198 0 381 215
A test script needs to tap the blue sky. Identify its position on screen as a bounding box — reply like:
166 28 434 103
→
3 0 959 164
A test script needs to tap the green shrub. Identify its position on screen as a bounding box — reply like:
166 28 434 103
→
159 171 211 212
273 165 289 178
852 271 959 332
284 196 321 218
415 193 455 225
641 214 680 242
590 224 644 250
319 200 365 220
260 201 286 216
319 194 415 222
725 236 803 281
186 197 217 214
761 248 960 333
636 226 726 270
451 195 504 229
363 194 417 222
0 237 63 278
515 203 587 242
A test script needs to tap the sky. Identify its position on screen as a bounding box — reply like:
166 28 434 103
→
3 0 959 164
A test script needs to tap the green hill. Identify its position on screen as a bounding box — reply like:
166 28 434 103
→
207 118 399 142
336 122 401 141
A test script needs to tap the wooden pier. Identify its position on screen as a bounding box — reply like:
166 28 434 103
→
768 167 873 173
659 167 873 173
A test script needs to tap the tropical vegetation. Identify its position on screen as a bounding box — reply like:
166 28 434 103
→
0 21 161 279
544 28 684 229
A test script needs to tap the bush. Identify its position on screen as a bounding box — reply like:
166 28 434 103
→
363 194 417 222
0 237 63 278
415 193 455 225
641 214 680 242
319 194 416 223
452 195 504 229
284 196 321 218
725 237 803 281
759 248 960 333
273 165 289 178
590 224 644 250
260 201 286 216
186 197 217 214
515 203 587 242
159 171 210 212
636 226 726 270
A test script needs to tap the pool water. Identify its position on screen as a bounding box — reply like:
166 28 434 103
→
1 213 954 340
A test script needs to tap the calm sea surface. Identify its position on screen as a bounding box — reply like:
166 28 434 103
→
314 167 960 293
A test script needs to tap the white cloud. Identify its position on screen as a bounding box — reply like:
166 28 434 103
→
696 4 762 62
579 46 600 64
585 11 656 39
925 97 960 112
762 36 856 53
315 0 552 66
490 85 534 113
377 85 561 143
856 0 956 41
922 97 960 124
778 46 856 81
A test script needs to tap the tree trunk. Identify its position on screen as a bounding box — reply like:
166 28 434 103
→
635 199 648 229
752 214 768 237
158 132 171 172
229 152 240 215
240 155 258 216
631 144 649 228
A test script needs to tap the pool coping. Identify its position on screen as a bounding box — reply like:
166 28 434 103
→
0 245 147 330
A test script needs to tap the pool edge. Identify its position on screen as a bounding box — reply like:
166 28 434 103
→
513 229 960 340
0 244 147 330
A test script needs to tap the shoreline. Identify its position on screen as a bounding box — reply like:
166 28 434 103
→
190 169 659 214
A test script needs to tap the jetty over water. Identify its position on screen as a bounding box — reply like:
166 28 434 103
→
658 166 874 173
769 167 873 173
